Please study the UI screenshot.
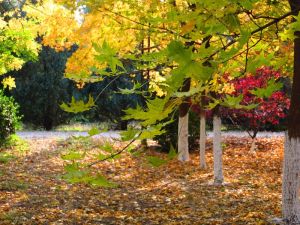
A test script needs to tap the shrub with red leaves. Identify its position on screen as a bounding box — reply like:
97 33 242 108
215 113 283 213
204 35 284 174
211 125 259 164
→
222 67 290 137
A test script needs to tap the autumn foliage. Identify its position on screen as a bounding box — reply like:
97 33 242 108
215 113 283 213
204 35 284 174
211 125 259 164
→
222 67 290 135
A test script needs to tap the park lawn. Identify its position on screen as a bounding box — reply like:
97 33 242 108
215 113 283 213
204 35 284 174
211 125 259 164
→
0 137 282 225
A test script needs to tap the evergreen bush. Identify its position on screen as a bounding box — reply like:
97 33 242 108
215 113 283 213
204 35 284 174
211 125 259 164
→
11 45 73 130
0 89 21 145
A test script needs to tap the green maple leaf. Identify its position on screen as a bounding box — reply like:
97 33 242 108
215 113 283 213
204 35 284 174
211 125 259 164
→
147 156 167 167
250 78 283 98
60 95 95 113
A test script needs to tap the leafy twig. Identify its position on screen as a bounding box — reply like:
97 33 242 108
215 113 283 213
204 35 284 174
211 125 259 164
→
87 131 142 167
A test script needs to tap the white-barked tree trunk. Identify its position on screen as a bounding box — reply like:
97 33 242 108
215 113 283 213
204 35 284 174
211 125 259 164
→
178 112 190 161
199 113 206 169
213 115 223 185
282 134 300 224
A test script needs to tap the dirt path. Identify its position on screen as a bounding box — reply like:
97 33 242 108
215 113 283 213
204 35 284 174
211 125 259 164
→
16 131 120 140
16 130 284 141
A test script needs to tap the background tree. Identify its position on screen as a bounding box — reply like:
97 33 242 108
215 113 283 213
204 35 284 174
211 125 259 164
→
10 45 73 130
221 67 290 150
0 0 40 141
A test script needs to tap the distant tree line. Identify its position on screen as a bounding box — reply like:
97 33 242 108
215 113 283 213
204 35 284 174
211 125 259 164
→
2 44 143 130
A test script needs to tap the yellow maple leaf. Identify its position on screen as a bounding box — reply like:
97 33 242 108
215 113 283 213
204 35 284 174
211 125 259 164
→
181 20 196 35
2 76 16 90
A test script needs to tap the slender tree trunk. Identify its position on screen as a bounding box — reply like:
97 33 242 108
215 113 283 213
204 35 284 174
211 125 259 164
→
178 112 189 161
283 1 300 223
250 138 257 152
213 114 223 185
250 131 258 152
199 111 206 169
177 78 191 162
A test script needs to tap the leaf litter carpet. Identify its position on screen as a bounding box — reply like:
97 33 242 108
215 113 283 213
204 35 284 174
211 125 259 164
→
0 137 283 224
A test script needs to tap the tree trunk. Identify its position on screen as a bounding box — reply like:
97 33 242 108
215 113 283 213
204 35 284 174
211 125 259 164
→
43 105 53 130
177 78 191 162
199 112 206 169
249 131 258 152
283 1 300 223
213 115 223 185
140 138 148 149
283 134 300 224
178 112 189 161
116 120 128 130
250 138 257 152
250 131 258 152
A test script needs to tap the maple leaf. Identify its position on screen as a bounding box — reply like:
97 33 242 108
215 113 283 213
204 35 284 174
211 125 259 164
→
60 95 95 113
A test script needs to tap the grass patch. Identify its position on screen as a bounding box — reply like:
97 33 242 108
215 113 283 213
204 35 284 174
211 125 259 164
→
0 135 29 165
0 152 16 164
0 210 21 222
0 210 30 224
1 134 29 154
0 180 28 191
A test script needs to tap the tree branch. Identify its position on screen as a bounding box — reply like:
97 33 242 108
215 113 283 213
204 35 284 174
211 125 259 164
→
207 10 294 60
87 131 142 167
98 7 179 36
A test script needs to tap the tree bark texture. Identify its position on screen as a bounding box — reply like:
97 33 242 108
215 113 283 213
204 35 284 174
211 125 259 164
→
213 115 223 185
177 78 191 162
178 112 190 161
283 1 300 223
199 112 206 169
283 134 300 224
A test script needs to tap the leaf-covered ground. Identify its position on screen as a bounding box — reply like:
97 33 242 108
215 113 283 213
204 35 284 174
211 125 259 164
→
0 137 283 224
